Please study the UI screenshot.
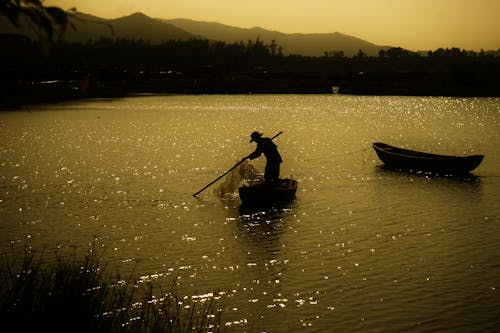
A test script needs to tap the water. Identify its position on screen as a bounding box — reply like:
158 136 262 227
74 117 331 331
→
1 95 499 332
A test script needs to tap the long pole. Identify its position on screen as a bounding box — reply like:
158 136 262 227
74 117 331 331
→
193 131 283 197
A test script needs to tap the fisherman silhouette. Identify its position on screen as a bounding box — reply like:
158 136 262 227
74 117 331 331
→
243 131 283 183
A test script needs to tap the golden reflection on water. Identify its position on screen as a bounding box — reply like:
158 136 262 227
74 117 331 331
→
0 95 499 332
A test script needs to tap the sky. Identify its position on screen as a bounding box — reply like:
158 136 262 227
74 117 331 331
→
45 0 500 51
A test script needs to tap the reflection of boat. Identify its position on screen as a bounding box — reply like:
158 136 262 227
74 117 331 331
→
373 142 484 174
238 178 298 206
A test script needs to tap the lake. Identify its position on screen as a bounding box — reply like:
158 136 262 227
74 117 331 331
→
1 95 499 332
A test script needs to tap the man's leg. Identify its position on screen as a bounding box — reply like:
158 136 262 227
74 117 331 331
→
265 162 280 182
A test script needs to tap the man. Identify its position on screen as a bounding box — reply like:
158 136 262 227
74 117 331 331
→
244 131 283 183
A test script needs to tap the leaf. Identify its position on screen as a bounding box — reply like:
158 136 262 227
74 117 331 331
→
0 2 22 27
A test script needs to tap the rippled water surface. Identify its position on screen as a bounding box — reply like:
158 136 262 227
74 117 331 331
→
1 95 499 332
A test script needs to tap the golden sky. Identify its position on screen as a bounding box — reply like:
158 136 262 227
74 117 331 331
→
45 0 500 51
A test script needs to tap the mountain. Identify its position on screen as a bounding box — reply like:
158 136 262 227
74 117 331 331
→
64 12 198 43
163 18 389 57
0 12 198 43
1 11 389 56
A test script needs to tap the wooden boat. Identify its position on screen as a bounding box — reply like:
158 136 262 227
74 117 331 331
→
238 178 298 206
372 142 484 174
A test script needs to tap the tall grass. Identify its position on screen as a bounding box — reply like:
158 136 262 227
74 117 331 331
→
0 248 224 332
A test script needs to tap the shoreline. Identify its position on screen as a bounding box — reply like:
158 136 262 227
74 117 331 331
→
1 77 499 110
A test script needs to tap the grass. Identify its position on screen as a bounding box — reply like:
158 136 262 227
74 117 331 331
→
0 247 224 332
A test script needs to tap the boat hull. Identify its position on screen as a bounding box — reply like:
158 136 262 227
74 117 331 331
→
373 142 484 174
238 178 298 206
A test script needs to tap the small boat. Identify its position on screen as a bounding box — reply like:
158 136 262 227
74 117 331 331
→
238 178 298 206
373 142 484 174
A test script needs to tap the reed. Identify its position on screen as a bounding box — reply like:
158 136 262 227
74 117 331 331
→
0 247 224 332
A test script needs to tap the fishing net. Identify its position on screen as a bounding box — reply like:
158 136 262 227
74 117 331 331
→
213 160 262 197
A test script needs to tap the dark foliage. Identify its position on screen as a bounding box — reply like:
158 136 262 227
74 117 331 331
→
1 36 499 108
0 0 74 42
0 248 224 332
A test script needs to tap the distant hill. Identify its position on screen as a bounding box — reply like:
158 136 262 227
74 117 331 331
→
164 18 390 57
64 12 198 43
0 12 198 44
1 11 390 56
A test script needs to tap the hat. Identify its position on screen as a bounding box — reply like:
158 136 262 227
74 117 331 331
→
250 131 262 142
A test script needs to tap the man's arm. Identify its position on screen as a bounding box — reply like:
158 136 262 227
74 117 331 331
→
247 146 262 160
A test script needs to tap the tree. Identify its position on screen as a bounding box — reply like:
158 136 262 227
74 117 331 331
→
325 50 344 58
385 47 410 59
269 39 283 57
355 49 366 58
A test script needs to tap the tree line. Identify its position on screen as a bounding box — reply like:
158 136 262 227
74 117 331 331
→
1 36 500 104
